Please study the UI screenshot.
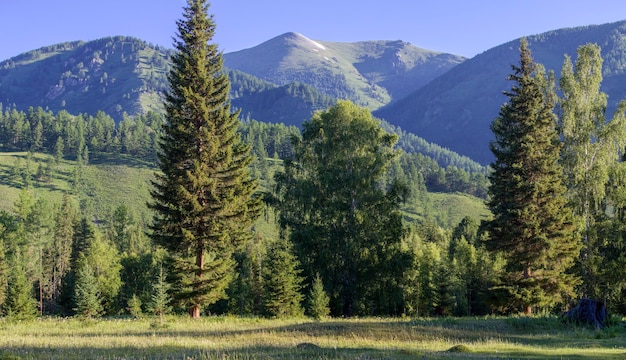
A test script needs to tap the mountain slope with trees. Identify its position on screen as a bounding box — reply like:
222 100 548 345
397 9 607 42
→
223 32 465 109
375 20 626 164
0 37 172 120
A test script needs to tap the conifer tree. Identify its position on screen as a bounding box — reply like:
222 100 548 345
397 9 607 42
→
486 39 580 315
307 273 330 320
262 237 304 317
149 265 171 325
73 264 102 319
149 0 261 318
4 252 37 320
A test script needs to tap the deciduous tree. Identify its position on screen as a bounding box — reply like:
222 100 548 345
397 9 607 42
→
558 43 626 299
274 100 409 316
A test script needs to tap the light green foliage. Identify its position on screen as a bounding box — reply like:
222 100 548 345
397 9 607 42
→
127 294 142 319
78 233 122 314
262 237 304 317
307 273 330 320
149 265 171 325
559 43 626 299
73 263 102 318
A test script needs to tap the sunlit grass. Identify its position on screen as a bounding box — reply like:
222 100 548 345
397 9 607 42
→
0 315 625 359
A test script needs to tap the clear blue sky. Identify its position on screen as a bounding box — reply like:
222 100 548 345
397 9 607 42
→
2 0 626 62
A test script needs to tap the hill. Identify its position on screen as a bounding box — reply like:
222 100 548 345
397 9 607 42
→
0 36 483 172
223 32 465 109
375 20 626 164
0 36 172 120
229 69 336 127
0 151 489 237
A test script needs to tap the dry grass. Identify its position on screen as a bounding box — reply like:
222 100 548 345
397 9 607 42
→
0 315 625 359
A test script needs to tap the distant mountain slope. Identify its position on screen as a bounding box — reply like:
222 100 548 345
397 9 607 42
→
223 32 465 109
375 20 626 164
0 36 172 119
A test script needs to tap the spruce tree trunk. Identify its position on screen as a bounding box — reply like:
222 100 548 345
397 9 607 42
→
190 305 200 318
523 266 532 315
191 245 205 319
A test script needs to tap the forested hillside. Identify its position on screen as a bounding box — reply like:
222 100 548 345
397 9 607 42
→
0 37 479 171
223 32 465 109
0 37 171 119
0 103 490 318
4 2 626 323
375 20 626 164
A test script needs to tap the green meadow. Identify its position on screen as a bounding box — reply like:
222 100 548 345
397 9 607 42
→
0 316 624 359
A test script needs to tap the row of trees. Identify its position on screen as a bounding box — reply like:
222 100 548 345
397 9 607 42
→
0 104 486 199
487 39 626 314
0 183 501 319
15 0 626 320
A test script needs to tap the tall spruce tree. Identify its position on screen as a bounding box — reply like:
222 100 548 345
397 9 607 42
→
149 0 261 318
486 39 580 315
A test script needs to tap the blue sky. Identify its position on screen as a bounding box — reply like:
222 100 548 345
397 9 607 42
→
2 0 626 62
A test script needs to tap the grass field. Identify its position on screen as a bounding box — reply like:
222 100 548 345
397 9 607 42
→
0 316 624 359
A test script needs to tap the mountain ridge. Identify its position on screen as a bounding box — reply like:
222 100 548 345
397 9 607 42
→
223 32 465 109
375 20 626 164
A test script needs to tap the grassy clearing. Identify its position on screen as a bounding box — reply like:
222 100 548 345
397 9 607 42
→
0 316 624 359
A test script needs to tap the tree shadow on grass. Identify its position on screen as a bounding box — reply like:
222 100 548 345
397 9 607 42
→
22 319 626 359
1 343 623 360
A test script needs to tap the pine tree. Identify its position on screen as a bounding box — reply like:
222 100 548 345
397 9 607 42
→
149 265 171 325
149 0 261 318
307 273 330 320
127 294 142 319
486 39 580 315
73 264 102 319
262 237 304 317
4 252 37 320
47 194 76 313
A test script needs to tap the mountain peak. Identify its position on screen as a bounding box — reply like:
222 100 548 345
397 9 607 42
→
290 32 327 51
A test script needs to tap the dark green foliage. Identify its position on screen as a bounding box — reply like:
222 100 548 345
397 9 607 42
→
0 37 172 120
262 237 304 317
274 100 410 316
374 20 626 164
118 253 155 314
0 106 163 163
149 0 261 318
227 233 265 315
486 39 580 314
44 194 76 314
232 82 336 128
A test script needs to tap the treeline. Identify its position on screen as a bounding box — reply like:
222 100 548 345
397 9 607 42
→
0 105 163 162
0 185 499 319
0 104 487 198
0 191 163 318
